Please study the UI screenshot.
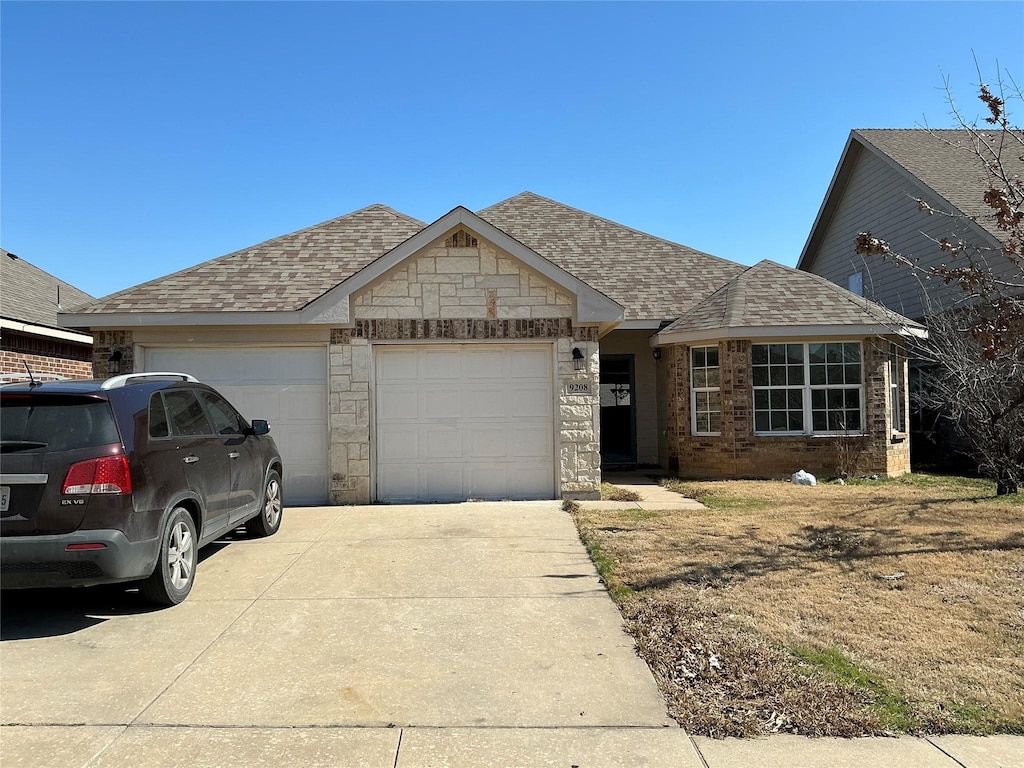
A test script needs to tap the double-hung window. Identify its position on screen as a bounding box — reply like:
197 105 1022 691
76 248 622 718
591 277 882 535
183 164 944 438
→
752 342 863 435
690 346 721 435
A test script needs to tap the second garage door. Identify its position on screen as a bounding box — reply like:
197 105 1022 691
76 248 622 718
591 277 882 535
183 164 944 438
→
376 344 555 503
145 347 328 506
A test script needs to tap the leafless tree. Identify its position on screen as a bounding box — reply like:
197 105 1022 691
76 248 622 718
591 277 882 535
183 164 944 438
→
855 62 1023 494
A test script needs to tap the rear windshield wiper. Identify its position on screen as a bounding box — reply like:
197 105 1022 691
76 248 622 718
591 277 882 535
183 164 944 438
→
0 440 48 453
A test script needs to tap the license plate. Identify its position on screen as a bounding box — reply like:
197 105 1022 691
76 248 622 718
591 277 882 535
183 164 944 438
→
0 486 9 513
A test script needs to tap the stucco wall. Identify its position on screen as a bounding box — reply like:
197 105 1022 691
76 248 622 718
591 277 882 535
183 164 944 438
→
598 329 660 465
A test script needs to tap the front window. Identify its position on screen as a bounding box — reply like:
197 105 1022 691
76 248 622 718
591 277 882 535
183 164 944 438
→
690 345 721 435
752 342 863 435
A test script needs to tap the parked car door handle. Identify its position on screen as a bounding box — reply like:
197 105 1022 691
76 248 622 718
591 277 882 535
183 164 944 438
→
183 455 200 465
228 452 240 459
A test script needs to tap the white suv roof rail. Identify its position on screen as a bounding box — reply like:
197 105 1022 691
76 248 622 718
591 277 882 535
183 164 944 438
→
101 372 199 390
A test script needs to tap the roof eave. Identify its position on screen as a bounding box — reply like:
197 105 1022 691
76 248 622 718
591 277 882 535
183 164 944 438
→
651 323 927 346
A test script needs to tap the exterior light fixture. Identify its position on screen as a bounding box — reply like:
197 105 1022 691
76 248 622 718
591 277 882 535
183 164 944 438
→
652 347 662 361
572 347 585 371
108 350 123 375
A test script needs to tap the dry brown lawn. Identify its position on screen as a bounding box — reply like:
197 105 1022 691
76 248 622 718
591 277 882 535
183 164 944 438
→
573 475 1024 738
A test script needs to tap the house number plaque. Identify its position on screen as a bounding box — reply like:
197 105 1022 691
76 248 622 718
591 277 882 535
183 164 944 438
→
565 382 591 395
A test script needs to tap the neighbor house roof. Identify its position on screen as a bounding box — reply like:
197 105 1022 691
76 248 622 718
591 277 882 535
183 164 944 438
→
71 192 745 323
1 249 94 338
653 260 925 345
73 205 427 314
798 128 1024 271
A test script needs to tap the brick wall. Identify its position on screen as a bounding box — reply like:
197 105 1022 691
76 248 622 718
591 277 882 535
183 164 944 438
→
0 331 93 379
667 337 911 479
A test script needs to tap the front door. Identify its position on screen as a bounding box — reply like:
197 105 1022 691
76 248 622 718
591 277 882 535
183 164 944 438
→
600 355 636 465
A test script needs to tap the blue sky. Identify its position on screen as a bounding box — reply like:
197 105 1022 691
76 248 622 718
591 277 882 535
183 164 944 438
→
2 1 1022 301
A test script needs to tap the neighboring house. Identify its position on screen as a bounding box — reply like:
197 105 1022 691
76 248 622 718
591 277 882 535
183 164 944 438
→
0 249 94 379
62 193 922 505
797 129 1024 469
797 129 1023 320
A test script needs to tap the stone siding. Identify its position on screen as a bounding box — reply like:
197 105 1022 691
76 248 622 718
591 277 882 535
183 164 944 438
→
91 330 135 379
351 240 574 321
329 235 602 503
667 337 911 479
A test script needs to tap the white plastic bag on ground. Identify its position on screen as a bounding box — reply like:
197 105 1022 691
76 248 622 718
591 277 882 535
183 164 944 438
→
791 469 817 486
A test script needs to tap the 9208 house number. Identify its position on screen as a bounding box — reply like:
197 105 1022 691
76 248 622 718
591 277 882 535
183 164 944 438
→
565 382 591 395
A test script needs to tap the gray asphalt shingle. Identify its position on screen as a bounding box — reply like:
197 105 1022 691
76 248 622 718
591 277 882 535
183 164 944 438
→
1 249 94 330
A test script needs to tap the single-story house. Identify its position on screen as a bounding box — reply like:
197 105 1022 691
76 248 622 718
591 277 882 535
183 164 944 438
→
1 249 94 380
62 193 924 505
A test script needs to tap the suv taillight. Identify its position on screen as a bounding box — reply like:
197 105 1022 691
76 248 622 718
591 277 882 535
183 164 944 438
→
62 456 132 495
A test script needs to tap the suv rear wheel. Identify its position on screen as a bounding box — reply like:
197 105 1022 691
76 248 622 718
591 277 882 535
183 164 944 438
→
245 470 283 538
141 507 197 605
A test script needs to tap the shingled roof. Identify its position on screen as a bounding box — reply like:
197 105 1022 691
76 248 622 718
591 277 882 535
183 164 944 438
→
478 192 745 320
72 192 745 322
656 260 923 342
74 205 426 314
849 129 1022 245
1 249 94 330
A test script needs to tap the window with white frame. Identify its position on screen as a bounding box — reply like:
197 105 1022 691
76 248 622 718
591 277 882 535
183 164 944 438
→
751 342 863 435
890 343 905 432
690 345 721 435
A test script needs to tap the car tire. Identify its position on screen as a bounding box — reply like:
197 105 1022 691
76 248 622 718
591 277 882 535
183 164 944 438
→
245 470 282 538
141 507 198 606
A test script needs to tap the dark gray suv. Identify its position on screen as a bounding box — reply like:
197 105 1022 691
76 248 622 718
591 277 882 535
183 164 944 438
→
0 373 283 605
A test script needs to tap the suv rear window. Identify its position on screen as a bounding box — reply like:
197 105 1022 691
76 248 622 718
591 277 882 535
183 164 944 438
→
0 394 121 452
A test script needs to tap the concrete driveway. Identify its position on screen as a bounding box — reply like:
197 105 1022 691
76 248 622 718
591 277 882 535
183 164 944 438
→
0 502 705 767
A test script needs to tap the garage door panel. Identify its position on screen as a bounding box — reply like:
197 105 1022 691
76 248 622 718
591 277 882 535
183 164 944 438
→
509 348 549 378
423 389 460 418
463 349 506 379
469 427 507 457
147 347 328 506
379 427 418 460
424 427 463 458
425 466 464 498
468 468 507 498
376 344 554 502
511 426 551 458
421 349 462 379
378 387 419 420
465 388 505 418
512 387 552 418
377 349 420 380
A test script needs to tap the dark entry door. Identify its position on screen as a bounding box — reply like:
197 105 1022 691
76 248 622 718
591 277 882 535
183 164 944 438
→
600 355 636 464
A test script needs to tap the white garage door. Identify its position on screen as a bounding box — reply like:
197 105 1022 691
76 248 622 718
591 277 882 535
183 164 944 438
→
145 347 328 506
376 344 554 503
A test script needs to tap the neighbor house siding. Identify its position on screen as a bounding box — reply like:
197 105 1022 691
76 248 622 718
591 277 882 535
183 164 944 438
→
807 147 1000 321
1 331 93 379
666 337 910 479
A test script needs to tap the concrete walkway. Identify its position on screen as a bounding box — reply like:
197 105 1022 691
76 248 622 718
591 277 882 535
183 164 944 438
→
1 501 1021 767
580 469 707 511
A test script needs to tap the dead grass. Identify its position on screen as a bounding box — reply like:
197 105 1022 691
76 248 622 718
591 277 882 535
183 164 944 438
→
574 475 1024 737
601 482 642 502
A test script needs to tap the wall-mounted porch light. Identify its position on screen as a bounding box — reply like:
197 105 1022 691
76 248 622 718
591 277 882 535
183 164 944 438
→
572 346 585 371
108 350 123 375
652 347 663 362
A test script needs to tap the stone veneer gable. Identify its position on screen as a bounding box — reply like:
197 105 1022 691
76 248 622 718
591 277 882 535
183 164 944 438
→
329 237 602 505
